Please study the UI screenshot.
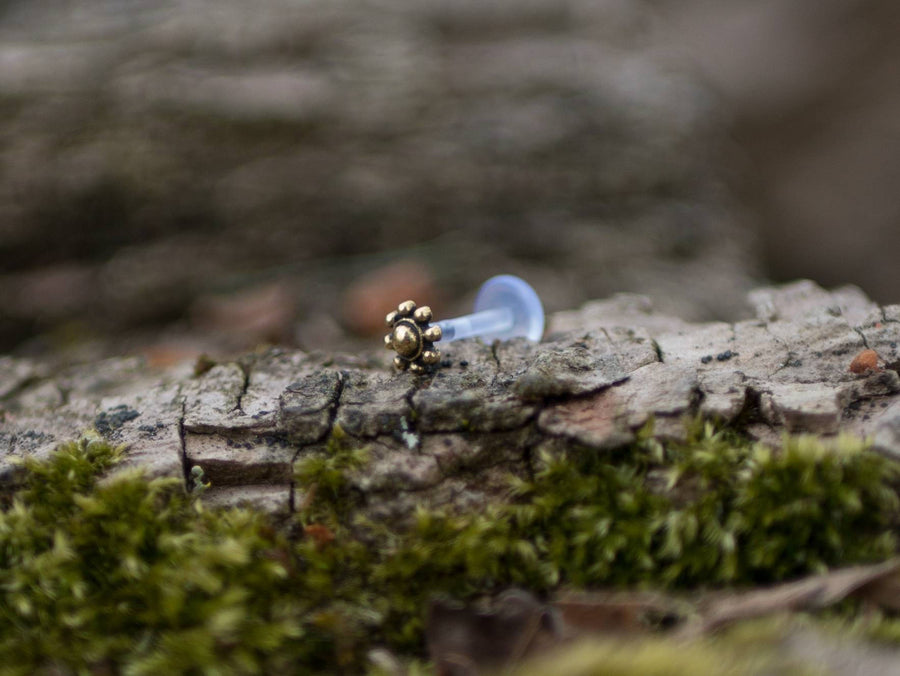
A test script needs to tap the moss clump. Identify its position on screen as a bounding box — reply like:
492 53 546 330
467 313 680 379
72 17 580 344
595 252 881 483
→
512 624 817 676
0 433 310 674
1 422 898 673
857 613 900 644
294 424 369 525
816 600 900 647
296 421 900 655
654 422 899 585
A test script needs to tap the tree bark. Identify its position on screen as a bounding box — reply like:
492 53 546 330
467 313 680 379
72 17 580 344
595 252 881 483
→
2 279 899 520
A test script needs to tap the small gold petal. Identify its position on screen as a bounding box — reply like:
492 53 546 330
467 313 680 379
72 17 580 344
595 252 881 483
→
409 362 425 375
422 350 440 365
384 334 394 349
397 300 416 316
413 306 433 323
385 311 398 327
393 356 408 370
424 326 443 342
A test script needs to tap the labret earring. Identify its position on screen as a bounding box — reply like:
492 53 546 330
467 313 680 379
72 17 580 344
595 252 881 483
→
384 274 544 373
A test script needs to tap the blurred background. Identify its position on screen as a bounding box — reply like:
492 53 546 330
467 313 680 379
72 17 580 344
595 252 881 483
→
0 0 897 364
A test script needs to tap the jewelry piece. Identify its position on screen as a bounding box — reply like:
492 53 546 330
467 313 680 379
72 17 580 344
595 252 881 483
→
384 274 544 373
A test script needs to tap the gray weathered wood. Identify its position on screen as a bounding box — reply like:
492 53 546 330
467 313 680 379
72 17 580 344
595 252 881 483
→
2 280 898 520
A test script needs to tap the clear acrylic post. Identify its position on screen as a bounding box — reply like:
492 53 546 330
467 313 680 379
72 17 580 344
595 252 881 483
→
435 307 515 342
437 275 544 344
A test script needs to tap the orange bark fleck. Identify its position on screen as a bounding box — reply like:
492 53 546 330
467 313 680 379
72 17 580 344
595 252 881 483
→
849 349 880 374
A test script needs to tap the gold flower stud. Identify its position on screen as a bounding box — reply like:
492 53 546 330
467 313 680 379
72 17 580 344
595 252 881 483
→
384 301 443 373
383 275 546 373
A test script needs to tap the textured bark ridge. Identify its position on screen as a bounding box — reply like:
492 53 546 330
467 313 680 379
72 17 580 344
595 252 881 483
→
2 280 899 520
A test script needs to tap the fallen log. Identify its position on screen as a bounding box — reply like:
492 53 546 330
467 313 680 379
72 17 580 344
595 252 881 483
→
1 279 898 520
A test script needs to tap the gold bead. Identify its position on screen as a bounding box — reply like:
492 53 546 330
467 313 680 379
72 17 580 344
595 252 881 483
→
391 322 422 360
384 297 444 372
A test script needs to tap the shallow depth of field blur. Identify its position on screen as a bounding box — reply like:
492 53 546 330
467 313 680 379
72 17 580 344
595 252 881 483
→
1 0 897 364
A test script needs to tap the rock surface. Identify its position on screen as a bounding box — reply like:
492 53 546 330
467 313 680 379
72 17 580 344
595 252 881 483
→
1 280 898 518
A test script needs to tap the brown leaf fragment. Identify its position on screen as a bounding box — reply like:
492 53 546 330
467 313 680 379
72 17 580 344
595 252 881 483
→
850 348 882 374
699 558 900 634
341 260 437 336
426 590 561 675
191 282 296 346
303 523 335 547
553 590 689 636
853 566 900 612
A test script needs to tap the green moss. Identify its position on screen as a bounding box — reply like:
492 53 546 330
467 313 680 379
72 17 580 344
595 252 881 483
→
814 601 900 647
1 434 314 674
294 424 369 525
512 625 819 676
1 421 899 673
656 422 898 585
301 420 900 656
858 613 900 644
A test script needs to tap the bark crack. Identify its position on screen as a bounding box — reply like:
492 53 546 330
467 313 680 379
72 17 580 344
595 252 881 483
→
772 350 802 376
328 370 347 435
489 341 502 371
233 363 251 415
651 338 664 363
402 388 421 451
177 396 189 489
761 324 793 377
